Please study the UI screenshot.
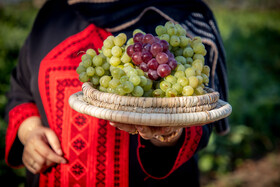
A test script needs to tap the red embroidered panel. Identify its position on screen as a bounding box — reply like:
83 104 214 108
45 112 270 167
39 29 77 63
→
137 126 203 180
5 103 40 167
38 24 129 187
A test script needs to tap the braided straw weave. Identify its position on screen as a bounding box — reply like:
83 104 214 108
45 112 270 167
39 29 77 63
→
68 83 232 127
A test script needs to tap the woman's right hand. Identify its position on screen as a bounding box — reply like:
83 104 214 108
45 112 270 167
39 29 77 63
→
18 116 67 174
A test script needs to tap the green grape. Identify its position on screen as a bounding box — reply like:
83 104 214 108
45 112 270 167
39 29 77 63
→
139 76 148 87
183 47 194 58
120 76 129 84
152 89 165 97
174 70 185 78
86 49 97 58
136 69 144 76
191 36 202 47
201 73 209 85
79 72 89 82
91 75 100 86
159 34 170 43
103 38 114 48
111 46 122 57
118 33 127 42
164 75 177 85
184 64 192 69
175 24 187 36
170 35 180 47
166 88 178 97
107 87 115 94
86 67 95 76
129 75 141 86
197 75 203 85
192 59 203 72
104 70 110 76
175 64 185 72
133 29 145 36
143 79 153 91
185 67 196 77
155 25 167 36
143 89 154 97
174 48 183 56
165 21 174 28
76 65 86 74
111 68 125 79
186 57 193 64
172 83 183 94
160 81 172 92
115 85 126 96
117 65 124 69
127 69 138 77
99 75 111 88
188 76 199 88
92 55 103 67
182 86 194 96
95 67 105 76
121 52 131 63
132 86 144 97
202 65 210 77
102 47 112 57
109 78 120 89
179 36 190 48
127 38 134 45
193 54 205 62
167 26 177 35
177 77 189 87
195 69 202 76
99 86 107 93
109 56 121 66
82 58 92 68
81 54 92 61
195 86 204 95
122 81 134 93
193 43 206 55
175 56 187 65
113 35 126 47
123 63 134 68
102 62 110 71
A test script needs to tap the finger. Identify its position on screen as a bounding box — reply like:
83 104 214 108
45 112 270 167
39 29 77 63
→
44 129 63 156
22 153 39 174
33 138 66 164
109 122 137 134
136 126 154 140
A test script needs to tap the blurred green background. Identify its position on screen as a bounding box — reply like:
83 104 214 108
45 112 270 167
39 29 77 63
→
0 0 279 186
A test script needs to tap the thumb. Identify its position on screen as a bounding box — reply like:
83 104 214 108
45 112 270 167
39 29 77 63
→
44 129 63 156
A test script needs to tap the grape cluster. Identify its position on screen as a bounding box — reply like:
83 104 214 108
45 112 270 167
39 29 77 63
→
126 32 177 80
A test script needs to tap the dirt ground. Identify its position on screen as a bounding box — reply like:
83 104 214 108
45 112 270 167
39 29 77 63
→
201 152 280 187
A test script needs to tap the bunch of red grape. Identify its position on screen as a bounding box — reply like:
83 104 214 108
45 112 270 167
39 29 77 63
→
126 33 177 80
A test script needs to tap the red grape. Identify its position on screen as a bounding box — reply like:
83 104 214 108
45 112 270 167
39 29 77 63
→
160 40 169 52
133 42 142 52
147 58 159 70
126 45 134 57
142 43 151 52
168 58 178 70
140 62 149 72
157 64 171 78
131 52 142 65
143 34 155 44
148 69 159 80
150 42 163 57
166 50 174 58
142 51 153 63
133 33 144 43
156 52 169 64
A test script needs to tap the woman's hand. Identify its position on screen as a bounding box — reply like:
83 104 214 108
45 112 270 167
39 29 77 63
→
109 122 183 147
18 116 67 174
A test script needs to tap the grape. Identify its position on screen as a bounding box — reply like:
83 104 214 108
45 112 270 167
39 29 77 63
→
102 47 112 57
109 56 121 66
91 75 100 85
127 38 134 45
136 69 144 76
142 43 151 52
121 52 131 63
122 81 134 93
76 65 86 74
118 33 127 42
131 52 142 65
165 75 177 84
174 48 183 56
120 75 129 84
197 75 203 85
177 77 189 87
79 72 89 82
115 86 125 95
185 67 196 77
159 81 171 92
95 67 105 76
111 46 122 57
172 83 183 94
150 42 163 57
129 75 141 86
147 58 159 70
159 34 170 43
201 73 209 85
132 86 144 97
179 36 190 48
114 35 126 46
133 42 142 52
124 63 134 68
183 47 194 58
143 78 153 91
143 34 155 44
182 86 194 96
143 89 153 97
152 89 165 97
170 35 180 47
166 50 174 59
133 32 144 43
126 68 138 77
111 68 125 79
109 78 120 89
166 88 178 97
175 56 187 65
167 25 177 35
93 55 103 66
100 76 111 88
193 54 205 62
175 64 185 72
99 86 107 93
174 70 185 78
133 29 145 36
86 67 95 76
165 21 174 28
81 54 92 61
139 76 148 87
195 86 204 95
186 57 193 64
193 43 206 54
86 49 97 57
192 59 203 72
191 36 202 48
184 64 192 69
160 40 169 52
142 51 153 63
168 58 177 70
157 64 171 78
82 58 92 68
156 52 169 64
155 25 167 36
202 65 210 77
188 76 199 88
140 62 149 72
102 62 110 71
126 45 134 57
103 38 114 48
148 69 159 80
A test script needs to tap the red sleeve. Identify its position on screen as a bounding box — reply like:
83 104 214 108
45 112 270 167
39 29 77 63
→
5 102 40 168
137 126 203 179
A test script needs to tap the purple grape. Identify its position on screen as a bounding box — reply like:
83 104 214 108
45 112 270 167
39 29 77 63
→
126 45 134 57
140 62 149 72
157 64 172 78
133 42 142 52
156 52 169 64
150 42 163 57
133 33 144 43
142 43 151 52
147 58 159 70
154 36 160 43
142 51 153 63
166 50 174 58
168 58 178 70
131 52 142 65
148 69 159 80
160 40 169 52
143 34 155 44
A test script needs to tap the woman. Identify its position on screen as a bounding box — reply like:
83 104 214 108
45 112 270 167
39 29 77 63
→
5 0 228 186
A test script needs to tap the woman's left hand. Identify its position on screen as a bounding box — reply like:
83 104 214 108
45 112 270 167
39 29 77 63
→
109 122 183 147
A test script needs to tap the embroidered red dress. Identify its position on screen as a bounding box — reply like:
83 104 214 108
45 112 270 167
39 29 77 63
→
5 0 228 186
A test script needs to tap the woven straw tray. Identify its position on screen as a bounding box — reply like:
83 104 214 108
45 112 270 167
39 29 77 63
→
68 90 232 127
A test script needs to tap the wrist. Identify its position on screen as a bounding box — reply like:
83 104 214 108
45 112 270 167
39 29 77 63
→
18 116 43 145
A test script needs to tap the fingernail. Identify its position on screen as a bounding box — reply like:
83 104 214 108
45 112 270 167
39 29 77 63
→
61 159 67 164
136 126 143 132
57 149 62 155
